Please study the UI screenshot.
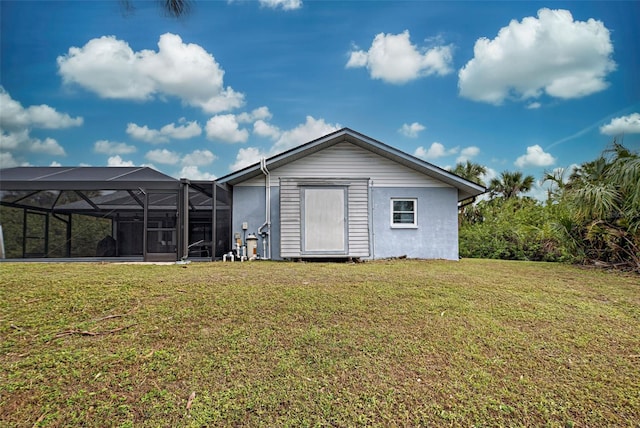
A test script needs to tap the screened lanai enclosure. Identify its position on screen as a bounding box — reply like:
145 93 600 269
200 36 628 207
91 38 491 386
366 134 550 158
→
0 167 231 261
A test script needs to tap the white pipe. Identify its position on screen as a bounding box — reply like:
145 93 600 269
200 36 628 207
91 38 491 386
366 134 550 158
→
369 178 375 260
258 158 271 259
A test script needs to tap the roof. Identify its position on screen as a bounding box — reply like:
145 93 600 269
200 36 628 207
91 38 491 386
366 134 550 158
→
0 166 181 191
53 188 219 214
217 128 486 201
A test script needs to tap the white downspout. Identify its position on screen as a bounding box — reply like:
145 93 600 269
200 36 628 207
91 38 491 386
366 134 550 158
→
369 178 375 260
258 158 271 259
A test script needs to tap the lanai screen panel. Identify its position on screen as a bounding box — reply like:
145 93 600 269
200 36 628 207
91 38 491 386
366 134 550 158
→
0 167 179 259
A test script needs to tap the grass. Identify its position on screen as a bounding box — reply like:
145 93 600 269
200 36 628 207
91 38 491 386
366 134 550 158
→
1 259 639 427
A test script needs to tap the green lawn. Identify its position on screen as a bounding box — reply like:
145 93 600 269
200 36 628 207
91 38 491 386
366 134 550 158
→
1 259 638 427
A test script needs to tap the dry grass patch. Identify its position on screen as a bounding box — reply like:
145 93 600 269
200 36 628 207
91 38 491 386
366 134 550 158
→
1 259 638 426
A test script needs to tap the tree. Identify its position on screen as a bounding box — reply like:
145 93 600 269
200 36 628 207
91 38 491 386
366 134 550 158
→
559 140 640 270
458 141 639 271
542 167 569 203
489 171 535 199
120 0 191 18
452 161 487 187
452 161 487 222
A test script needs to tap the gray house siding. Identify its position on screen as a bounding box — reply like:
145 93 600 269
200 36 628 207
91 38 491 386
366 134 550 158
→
371 187 459 260
238 142 451 188
280 179 300 258
280 178 369 259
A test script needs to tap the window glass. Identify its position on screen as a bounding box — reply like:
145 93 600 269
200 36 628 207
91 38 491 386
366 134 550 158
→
391 198 417 227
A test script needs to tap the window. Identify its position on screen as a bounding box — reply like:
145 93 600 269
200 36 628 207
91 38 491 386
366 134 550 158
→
391 198 417 228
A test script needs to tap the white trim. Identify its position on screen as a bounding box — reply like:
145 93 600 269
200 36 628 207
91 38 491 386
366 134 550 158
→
390 198 418 228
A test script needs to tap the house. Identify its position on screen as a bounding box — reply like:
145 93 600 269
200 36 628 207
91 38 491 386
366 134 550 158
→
0 128 485 262
217 128 485 261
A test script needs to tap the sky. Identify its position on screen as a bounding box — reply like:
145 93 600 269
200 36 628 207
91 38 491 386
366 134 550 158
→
1 0 639 199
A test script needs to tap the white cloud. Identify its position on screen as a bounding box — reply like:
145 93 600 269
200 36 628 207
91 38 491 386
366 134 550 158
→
253 120 281 139
146 149 181 165
230 116 340 171
205 114 249 143
94 140 137 155
456 146 480 163
182 149 217 167
0 129 66 156
599 113 640 135
0 87 83 131
107 155 134 167
160 119 202 139
347 30 454 84
127 119 201 143
230 146 267 171
399 122 426 138
527 102 542 110
21 104 83 129
49 161 62 167
272 116 340 153
126 123 161 143
0 87 77 160
258 0 302 10
346 50 367 68
57 33 245 113
458 8 616 104
0 152 19 168
515 145 556 167
237 106 273 124
0 129 27 150
481 167 497 185
178 165 216 181
414 142 457 160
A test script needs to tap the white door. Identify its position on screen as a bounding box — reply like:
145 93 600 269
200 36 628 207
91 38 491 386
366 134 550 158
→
303 187 346 254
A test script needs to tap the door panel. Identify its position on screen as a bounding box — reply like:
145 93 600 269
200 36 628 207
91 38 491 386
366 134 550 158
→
303 187 346 253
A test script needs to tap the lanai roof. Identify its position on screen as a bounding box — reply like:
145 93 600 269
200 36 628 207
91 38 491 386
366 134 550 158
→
0 166 180 191
217 128 486 202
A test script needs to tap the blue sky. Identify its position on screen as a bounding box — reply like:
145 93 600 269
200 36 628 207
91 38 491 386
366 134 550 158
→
1 0 639 198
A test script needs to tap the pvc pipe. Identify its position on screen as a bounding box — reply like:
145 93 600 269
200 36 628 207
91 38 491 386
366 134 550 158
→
258 158 271 259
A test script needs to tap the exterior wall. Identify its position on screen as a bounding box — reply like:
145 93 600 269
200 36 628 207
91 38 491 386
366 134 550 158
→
280 178 369 258
231 185 281 260
233 184 459 261
371 187 459 260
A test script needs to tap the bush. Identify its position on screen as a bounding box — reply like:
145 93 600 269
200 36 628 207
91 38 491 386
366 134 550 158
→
459 198 573 262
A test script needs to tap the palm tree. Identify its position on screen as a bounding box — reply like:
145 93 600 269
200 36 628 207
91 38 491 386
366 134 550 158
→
120 0 191 18
451 161 487 221
542 167 569 203
452 161 487 187
489 171 535 199
561 140 640 270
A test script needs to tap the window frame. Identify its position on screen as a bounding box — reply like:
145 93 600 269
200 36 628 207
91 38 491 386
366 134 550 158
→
390 198 418 228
